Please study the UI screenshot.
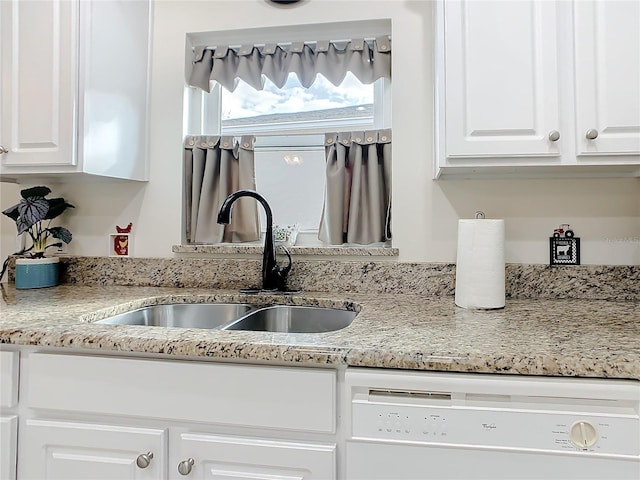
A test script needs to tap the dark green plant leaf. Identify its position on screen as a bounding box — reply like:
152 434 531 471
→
1 203 20 221
48 226 72 244
16 217 31 235
18 197 49 227
45 198 75 219
20 186 51 199
17 196 49 228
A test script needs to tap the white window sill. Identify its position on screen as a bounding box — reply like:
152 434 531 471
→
172 244 398 258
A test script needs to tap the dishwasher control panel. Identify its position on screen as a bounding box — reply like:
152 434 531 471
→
347 369 640 458
352 402 638 455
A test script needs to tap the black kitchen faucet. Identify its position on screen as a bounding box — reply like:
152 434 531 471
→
217 190 292 292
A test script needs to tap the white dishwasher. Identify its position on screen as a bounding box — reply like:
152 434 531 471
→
345 368 640 480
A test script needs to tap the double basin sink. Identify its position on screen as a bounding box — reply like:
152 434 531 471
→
95 303 357 334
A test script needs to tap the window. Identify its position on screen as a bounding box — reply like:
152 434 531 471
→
221 72 376 135
192 72 387 136
218 73 387 237
184 22 391 244
254 148 326 233
187 80 389 240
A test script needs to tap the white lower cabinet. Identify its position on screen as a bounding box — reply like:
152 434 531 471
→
19 419 166 480
16 352 338 480
0 351 19 410
0 350 19 480
0 416 18 480
18 421 335 480
170 430 336 479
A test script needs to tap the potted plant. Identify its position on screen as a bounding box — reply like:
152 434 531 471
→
2 186 74 289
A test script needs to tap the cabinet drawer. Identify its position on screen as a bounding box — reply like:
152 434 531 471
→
28 353 336 433
0 351 19 408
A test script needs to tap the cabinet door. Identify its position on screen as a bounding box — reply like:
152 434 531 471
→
171 430 336 480
19 419 166 480
443 0 562 159
0 0 77 167
573 0 640 156
0 416 17 480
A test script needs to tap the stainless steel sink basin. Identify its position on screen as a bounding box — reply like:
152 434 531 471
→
94 303 357 333
94 303 253 329
222 305 357 333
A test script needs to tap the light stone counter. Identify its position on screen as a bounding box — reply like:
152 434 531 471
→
1 284 638 380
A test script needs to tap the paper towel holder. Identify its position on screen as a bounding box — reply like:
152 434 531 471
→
455 214 505 310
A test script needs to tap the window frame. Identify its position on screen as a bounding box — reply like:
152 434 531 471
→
183 20 392 246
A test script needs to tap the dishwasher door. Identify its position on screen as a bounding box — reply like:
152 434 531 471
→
345 369 640 480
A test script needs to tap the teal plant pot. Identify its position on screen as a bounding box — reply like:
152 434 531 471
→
15 257 60 289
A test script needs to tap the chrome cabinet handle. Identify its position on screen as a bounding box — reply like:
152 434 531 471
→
178 458 195 476
586 128 599 140
0 145 8 154
136 452 154 469
548 130 560 142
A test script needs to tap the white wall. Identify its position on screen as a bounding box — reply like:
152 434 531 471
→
1 183 20 262
1 0 639 266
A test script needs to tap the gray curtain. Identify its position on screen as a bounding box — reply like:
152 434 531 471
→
184 135 259 243
188 37 391 92
319 129 391 245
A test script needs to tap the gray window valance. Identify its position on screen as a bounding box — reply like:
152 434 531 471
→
188 36 391 93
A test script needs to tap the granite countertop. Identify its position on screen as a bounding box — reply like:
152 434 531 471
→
1 284 638 380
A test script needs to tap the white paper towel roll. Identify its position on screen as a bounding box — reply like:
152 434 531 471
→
455 219 505 309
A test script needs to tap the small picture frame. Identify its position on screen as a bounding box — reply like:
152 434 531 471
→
109 233 131 257
550 237 580 265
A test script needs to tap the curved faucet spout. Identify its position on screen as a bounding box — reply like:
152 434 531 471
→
217 190 290 291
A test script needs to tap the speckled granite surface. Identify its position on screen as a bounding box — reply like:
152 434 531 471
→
8 256 639 300
1 284 638 380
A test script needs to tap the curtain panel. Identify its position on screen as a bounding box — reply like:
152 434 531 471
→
184 135 259 243
188 36 391 93
319 129 391 245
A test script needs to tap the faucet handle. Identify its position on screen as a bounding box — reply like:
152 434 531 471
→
276 245 292 276
269 245 292 291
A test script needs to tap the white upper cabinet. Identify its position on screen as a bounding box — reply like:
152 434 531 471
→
0 0 151 182
443 0 561 159
0 0 77 168
435 0 640 178
573 0 640 157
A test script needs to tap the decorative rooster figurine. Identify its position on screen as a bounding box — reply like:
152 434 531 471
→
113 223 133 256
116 222 133 233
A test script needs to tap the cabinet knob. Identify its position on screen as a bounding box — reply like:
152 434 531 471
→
586 128 599 140
136 452 154 469
178 458 195 476
0 145 8 154
548 130 560 142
